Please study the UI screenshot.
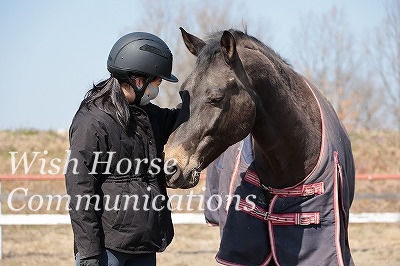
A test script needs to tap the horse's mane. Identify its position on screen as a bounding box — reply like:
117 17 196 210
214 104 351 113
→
199 29 292 68
197 29 294 89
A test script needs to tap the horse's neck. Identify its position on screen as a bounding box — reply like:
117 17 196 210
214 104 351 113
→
250 74 322 189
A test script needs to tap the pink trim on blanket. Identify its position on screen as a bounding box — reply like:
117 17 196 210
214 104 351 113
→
334 151 345 266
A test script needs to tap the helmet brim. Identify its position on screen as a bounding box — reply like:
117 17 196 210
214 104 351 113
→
163 74 179 83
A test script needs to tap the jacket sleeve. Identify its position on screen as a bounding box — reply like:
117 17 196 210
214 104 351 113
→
147 104 180 147
160 107 180 141
65 113 108 259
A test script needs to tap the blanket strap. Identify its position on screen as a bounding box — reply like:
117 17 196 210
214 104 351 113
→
240 169 323 226
266 212 320 225
243 169 325 197
238 199 321 226
262 182 325 197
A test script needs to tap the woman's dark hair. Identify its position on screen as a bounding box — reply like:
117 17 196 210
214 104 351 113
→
80 76 131 131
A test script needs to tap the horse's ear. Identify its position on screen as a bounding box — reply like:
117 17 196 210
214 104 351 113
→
220 30 237 64
180 27 206 56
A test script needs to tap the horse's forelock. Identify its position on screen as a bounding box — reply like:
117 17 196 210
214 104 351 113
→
197 35 221 64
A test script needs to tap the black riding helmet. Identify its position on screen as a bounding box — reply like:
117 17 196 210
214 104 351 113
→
107 32 178 83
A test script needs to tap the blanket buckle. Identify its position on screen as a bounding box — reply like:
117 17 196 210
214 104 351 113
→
299 216 312 225
302 186 315 196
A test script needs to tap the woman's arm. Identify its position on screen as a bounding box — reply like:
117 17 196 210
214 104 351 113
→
65 114 107 259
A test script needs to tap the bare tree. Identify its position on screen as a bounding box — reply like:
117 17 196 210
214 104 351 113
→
368 0 400 129
352 74 385 130
292 6 384 130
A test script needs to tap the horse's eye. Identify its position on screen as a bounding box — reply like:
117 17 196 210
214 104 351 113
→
208 97 223 106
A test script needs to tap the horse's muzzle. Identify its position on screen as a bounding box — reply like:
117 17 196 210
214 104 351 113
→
165 167 200 189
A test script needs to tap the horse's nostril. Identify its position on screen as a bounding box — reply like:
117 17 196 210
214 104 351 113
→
165 165 177 177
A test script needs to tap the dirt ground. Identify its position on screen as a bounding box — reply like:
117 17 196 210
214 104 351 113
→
1 223 400 266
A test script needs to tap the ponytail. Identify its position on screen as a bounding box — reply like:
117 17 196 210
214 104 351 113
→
80 77 131 132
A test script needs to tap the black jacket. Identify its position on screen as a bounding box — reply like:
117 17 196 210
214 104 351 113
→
65 102 179 259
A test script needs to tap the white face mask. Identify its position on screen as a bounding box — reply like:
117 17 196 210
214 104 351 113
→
139 84 159 105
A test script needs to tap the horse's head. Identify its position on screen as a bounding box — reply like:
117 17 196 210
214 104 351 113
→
164 28 257 188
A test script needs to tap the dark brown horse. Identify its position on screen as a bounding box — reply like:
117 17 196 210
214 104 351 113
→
164 28 355 265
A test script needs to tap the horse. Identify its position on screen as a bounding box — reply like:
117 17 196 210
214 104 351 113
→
164 27 355 266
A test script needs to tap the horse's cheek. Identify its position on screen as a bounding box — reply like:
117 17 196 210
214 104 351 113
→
237 93 256 122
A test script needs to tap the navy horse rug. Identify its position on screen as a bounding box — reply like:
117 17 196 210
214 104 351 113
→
215 80 355 266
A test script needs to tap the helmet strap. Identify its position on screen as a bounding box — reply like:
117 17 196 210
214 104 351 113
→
124 74 155 105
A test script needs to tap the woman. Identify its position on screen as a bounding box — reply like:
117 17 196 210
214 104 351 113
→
65 32 180 266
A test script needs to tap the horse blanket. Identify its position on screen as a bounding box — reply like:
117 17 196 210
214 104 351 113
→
212 79 355 266
204 134 253 232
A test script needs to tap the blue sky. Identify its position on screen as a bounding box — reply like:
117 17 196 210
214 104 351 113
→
0 0 386 130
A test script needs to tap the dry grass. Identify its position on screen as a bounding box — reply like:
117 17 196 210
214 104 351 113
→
0 129 69 175
1 129 399 174
350 130 400 174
